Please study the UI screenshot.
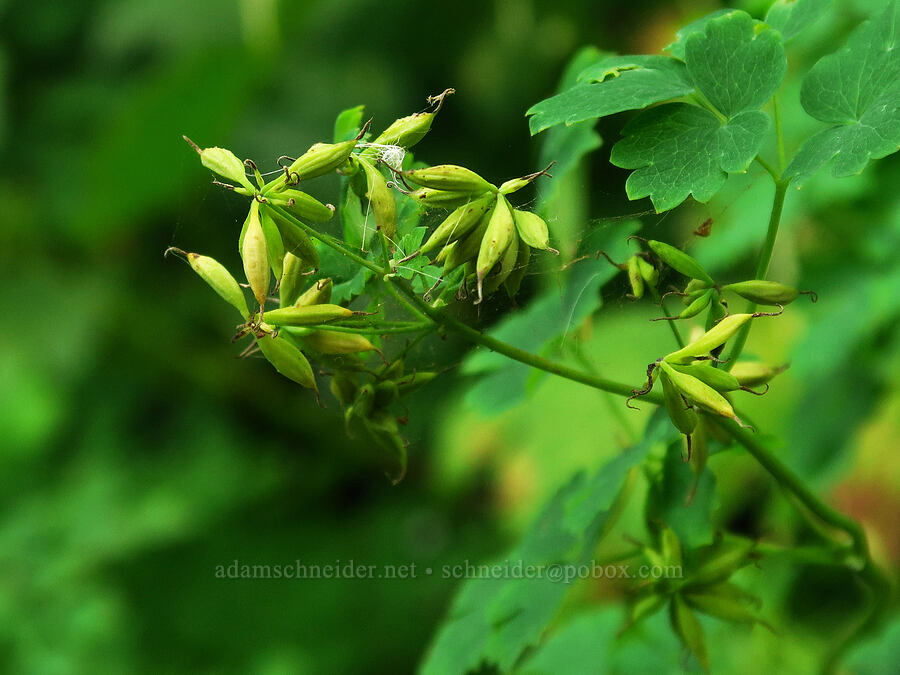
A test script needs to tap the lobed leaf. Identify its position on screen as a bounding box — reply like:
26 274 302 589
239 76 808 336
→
786 0 900 184
765 0 833 42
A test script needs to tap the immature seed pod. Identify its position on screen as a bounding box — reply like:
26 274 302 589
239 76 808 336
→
660 361 737 419
402 165 494 193
476 195 515 303
684 589 770 628
361 89 453 156
284 138 358 182
268 210 320 271
300 331 378 354
504 237 531 298
513 209 552 251
279 253 307 307
256 335 317 390
660 370 699 435
439 208 492 272
277 189 336 222
184 137 254 191
374 380 399 408
353 384 376 418
409 187 490 209
729 362 788 387
262 304 355 326
241 200 270 312
184 252 250 319
670 596 709 672
722 280 800 305
396 371 437 394
420 193 496 255
672 362 742 392
648 240 714 284
628 595 667 628
329 371 359 406
636 256 658 286
664 314 754 363
685 538 756 588
661 527 683 568
259 209 285 282
497 164 554 195
482 232 519 296
360 159 398 240
671 289 714 320
293 277 333 307
627 256 645 299
684 278 713 294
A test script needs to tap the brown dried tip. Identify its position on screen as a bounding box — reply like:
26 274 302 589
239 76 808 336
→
164 246 187 259
355 118 374 141
625 360 660 409
597 249 626 270
521 161 556 183
752 304 784 317
626 235 647 245
182 135 201 154
800 290 818 302
426 88 455 112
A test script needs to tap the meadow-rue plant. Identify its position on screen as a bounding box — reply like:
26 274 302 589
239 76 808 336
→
171 2 898 671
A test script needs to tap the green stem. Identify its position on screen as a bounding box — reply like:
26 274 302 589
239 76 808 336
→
773 94 786 173
314 322 432 335
726 179 790 367
389 277 663 404
648 285 685 348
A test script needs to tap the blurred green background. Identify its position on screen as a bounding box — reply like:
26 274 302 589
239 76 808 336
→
1 0 898 672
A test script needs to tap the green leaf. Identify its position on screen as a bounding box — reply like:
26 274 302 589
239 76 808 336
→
765 0 833 41
420 415 673 675
527 55 693 134
664 9 733 61
685 11 787 118
610 104 770 212
333 104 365 143
786 1 900 184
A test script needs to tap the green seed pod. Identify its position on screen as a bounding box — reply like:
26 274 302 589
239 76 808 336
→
279 253 307 307
420 193 496 255
262 304 355 327
672 362 742 392
329 371 358 406
396 371 437 394
729 361 788 387
476 195 515 302
362 89 453 155
374 380 399 408
670 595 709 672
268 210 320 271
360 159 398 241
440 208 492 272
684 589 770 628
300 330 378 355
504 236 531 298
628 595 667 628
661 527 683 568
662 289 713 320
684 278 713 294
293 277 333 307
706 296 728 329
402 165 494 193
285 138 358 181
686 538 756 588
482 232 519 296
722 280 799 305
497 164 554 195
379 358 405 381
636 256 658 286
256 335 317 390
409 187 490 209
647 240 714 284
664 314 754 364
277 189 335 222
241 200 270 312
184 137 254 191
259 209 285 282
184 252 250 319
627 256 645 299
660 361 736 419
661 370 699 436
353 384 376 418
513 209 552 251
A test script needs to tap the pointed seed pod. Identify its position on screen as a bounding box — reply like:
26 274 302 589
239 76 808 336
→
670 596 710 672
396 371 437 394
285 138 359 182
684 278 713 294
277 189 335 222
241 200 270 312
476 195 515 303
657 289 713 320
262 304 355 327
182 251 250 319
482 232 519 296
504 237 531 298
361 89 453 157
259 209 285 282
660 361 737 419
300 331 378 355
256 335 317 390
293 277 333 307
440 208 492 272
420 193 496 255
729 362 788 387
184 136 254 191
498 163 554 195
686 538 756 588
661 370 699 436
672 362 742 392
636 256 658 286
628 595 667 628
279 254 307 307
513 209 553 251
402 165 494 193
268 210 319 271
684 590 771 629
648 240 714 284
360 159 398 240
329 371 359 406
627 256 645 299
722 280 800 305
409 187 490 209
661 527 683 568
664 314 754 363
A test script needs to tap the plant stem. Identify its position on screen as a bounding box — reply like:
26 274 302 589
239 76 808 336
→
726 178 790 367
389 277 663 404
314 322 432 335
648 285 685 348
773 94 786 173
